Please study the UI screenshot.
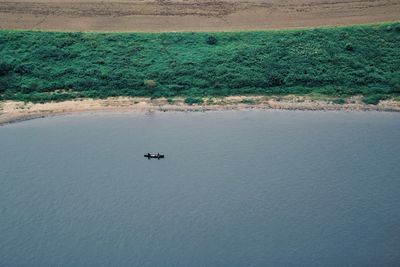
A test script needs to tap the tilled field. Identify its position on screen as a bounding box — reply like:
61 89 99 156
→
0 0 399 31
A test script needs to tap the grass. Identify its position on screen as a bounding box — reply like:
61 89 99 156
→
0 22 400 103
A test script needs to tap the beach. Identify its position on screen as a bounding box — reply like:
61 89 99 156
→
1 95 400 125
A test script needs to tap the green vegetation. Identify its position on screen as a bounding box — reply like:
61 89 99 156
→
0 22 400 103
166 97 175 104
332 98 346 104
362 94 388 105
206 35 218 45
184 97 204 105
241 98 256 104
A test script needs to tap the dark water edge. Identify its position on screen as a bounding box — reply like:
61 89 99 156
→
1 110 400 267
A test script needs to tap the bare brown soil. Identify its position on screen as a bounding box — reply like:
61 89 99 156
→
0 0 399 31
1 96 400 125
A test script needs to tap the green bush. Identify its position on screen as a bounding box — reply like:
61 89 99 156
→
390 84 400 94
345 43 354 51
144 79 157 88
332 98 346 104
0 61 13 75
241 98 256 104
389 77 400 93
184 97 204 105
206 36 217 45
362 94 387 105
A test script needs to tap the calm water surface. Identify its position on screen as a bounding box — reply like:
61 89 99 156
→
1 110 400 266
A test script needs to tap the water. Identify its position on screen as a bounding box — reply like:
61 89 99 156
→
1 110 399 266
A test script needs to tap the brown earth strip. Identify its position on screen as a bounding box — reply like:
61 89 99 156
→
0 0 399 31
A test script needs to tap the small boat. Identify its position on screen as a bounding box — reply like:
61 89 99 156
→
144 153 165 159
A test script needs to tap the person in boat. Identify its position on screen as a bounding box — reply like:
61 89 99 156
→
157 153 160 159
147 152 151 157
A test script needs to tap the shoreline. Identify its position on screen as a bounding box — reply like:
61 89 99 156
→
1 96 400 126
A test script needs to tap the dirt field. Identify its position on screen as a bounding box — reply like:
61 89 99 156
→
0 0 399 32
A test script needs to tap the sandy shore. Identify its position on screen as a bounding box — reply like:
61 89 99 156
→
1 95 400 125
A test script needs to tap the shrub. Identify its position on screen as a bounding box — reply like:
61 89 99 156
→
362 94 387 105
166 97 175 104
22 81 41 93
143 80 157 92
241 98 256 104
345 43 354 51
144 79 157 89
389 76 400 94
206 98 215 105
0 62 13 75
390 84 400 94
14 64 33 75
332 98 346 104
184 97 204 105
150 91 163 99
206 36 217 45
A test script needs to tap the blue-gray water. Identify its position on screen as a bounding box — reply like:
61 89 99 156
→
1 110 400 266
